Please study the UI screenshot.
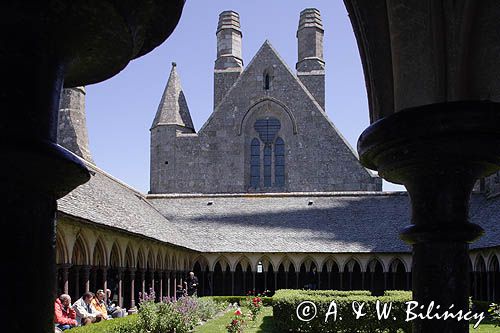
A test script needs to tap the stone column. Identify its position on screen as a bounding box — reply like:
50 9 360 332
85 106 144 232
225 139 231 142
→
487 271 491 302
140 269 146 297
61 265 70 295
173 272 177 300
361 272 365 290
90 267 97 292
117 268 123 308
274 272 278 292
166 271 171 298
263 271 267 292
252 271 256 292
102 268 108 296
296 272 299 289
285 271 288 289
356 102 499 332
74 267 80 300
159 270 164 301
328 271 332 290
231 271 235 296
339 272 343 290
406 272 411 291
383 272 387 291
82 266 90 293
129 270 136 308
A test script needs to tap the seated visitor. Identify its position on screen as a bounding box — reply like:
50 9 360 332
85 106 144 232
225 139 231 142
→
72 291 103 325
105 289 126 318
176 284 186 299
91 290 109 320
54 294 77 331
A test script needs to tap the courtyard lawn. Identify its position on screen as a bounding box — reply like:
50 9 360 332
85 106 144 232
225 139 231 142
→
194 306 273 333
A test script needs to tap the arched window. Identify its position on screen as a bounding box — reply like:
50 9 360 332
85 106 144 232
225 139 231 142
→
250 118 285 189
275 137 285 186
250 138 260 188
264 73 271 90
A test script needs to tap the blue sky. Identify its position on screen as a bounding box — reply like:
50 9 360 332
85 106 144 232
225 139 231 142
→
85 0 404 192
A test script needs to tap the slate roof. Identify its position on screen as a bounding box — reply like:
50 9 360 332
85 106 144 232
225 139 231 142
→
57 162 195 251
147 192 500 253
57 162 500 253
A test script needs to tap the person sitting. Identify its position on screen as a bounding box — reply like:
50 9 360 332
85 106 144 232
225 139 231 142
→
73 291 102 325
105 289 126 318
91 290 109 320
54 294 77 331
176 284 186 299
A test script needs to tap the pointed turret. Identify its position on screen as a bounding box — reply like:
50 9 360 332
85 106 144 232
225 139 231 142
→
57 86 94 163
152 62 194 131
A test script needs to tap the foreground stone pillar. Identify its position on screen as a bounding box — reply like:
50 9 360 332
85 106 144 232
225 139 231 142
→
117 268 123 308
61 265 70 295
358 102 500 332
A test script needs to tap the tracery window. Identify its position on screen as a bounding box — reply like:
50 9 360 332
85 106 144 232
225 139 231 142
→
250 117 285 188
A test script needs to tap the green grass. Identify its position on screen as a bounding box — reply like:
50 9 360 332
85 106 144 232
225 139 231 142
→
194 306 273 333
68 315 137 332
469 322 499 332
61 308 498 333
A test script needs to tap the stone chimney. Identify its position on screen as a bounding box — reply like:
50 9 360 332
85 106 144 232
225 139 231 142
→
296 8 325 109
214 10 243 108
57 87 94 163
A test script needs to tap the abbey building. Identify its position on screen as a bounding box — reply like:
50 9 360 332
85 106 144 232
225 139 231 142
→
55 9 500 309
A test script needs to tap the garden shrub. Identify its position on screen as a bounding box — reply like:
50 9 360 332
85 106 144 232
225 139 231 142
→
206 295 273 306
272 289 412 332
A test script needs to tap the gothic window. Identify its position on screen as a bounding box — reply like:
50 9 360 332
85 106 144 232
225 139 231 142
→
250 138 260 188
250 118 285 189
275 137 285 186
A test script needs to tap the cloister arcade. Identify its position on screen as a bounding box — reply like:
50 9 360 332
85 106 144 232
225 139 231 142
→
56 216 500 309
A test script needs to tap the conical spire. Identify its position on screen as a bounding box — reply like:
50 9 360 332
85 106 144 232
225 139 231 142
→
152 62 194 131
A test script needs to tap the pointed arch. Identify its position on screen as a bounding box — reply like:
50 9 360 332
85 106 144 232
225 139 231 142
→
124 244 134 268
155 251 163 270
343 257 362 273
256 255 275 272
56 232 69 264
212 255 230 272
147 250 155 270
489 254 500 272
389 257 407 273
136 248 146 269
367 257 386 273
475 255 486 272
72 234 89 266
109 242 122 268
92 238 107 267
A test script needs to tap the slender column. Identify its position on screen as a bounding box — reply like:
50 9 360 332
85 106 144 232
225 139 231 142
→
242 271 246 295
151 270 155 299
166 271 171 298
90 267 97 292
117 269 123 308
208 271 213 296
487 272 491 301
317 272 321 290
140 269 146 296
349 272 353 290
102 268 108 297
328 271 331 290
370 272 374 291
285 271 288 288
159 270 164 301
406 272 411 291
339 272 343 290
74 267 80 299
263 271 267 292
296 272 299 289
82 266 90 293
274 272 278 292
173 272 177 300
383 272 387 291
61 265 70 295
252 271 256 292
231 271 235 296
129 270 136 308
